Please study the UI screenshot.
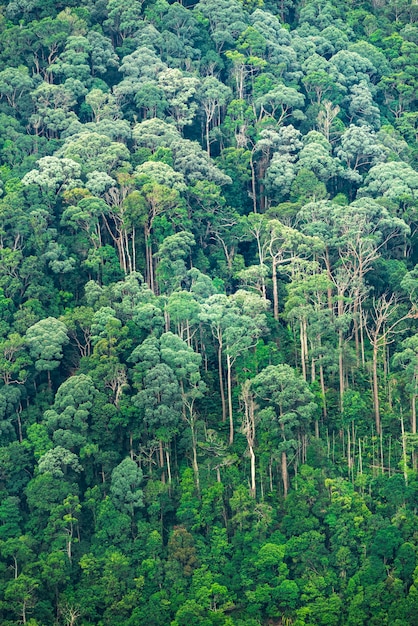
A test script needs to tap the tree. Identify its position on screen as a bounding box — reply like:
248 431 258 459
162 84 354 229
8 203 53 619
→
43 374 96 451
160 332 206 489
4 574 39 624
155 231 195 295
198 77 232 156
133 358 182 481
195 0 248 53
110 458 143 517
104 0 144 45
252 364 317 498
393 334 418 466
240 379 257 497
22 156 82 196
364 294 410 435
336 125 387 181
25 318 69 387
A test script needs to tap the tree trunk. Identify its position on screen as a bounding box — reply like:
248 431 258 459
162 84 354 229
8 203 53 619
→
191 424 200 493
227 352 234 445
249 443 256 498
372 342 381 435
272 256 279 320
250 152 257 213
412 392 417 470
166 447 172 485
400 407 408 486
300 318 307 381
281 450 288 499
206 119 211 157
159 440 165 483
319 361 327 418
338 330 344 413
218 341 227 423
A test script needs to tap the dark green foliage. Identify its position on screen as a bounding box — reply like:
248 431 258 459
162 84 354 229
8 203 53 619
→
0 0 417 624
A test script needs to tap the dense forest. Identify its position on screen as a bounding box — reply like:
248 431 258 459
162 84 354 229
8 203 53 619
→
0 0 417 623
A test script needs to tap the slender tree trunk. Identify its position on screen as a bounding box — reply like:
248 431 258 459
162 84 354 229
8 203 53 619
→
380 428 384 475
372 342 381 435
159 441 165 483
272 257 279 321
300 319 306 381
354 298 360 366
319 361 327 418
338 330 344 413
227 352 234 445
166 447 172 485
124 229 132 273
206 119 211 156
191 423 200 493
132 227 136 271
412 392 417 470
249 443 256 498
360 302 366 366
400 407 408 486
250 151 257 213
218 340 227 423
324 250 333 310
281 450 288 499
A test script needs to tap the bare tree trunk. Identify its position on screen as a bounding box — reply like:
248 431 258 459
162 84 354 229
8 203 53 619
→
166 447 172 485
338 330 344 413
159 441 165 483
206 119 211 157
412 393 417 470
249 443 256 498
272 257 279 320
372 343 381 435
191 425 200 493
218 341 226 423
250 151 257 213
400 407 408 486
281 451 288 499
319 361 327 418
241 381 256 497
227 353 234 445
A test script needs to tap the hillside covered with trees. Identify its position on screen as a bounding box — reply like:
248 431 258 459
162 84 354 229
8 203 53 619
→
0 0 417 623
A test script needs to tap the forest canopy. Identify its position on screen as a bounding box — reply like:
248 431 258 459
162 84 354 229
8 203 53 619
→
0 0 417 624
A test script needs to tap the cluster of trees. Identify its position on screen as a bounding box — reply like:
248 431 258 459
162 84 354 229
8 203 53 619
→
0 0 417 623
